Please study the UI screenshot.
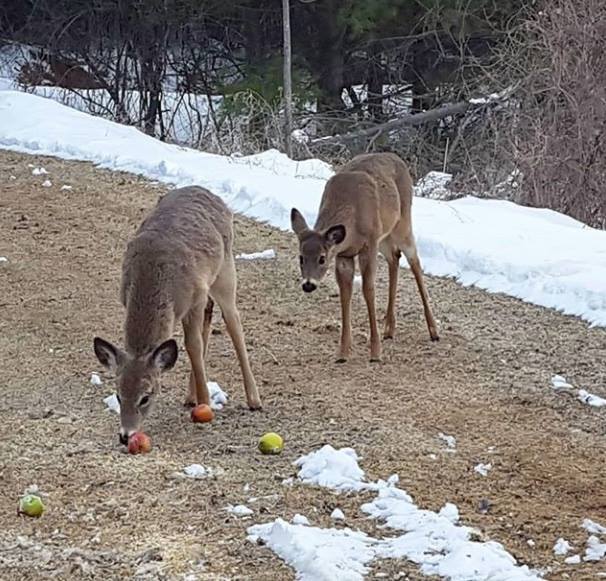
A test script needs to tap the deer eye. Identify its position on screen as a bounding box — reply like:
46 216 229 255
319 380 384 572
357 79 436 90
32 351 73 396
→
139 394 151 407
319 256 326 265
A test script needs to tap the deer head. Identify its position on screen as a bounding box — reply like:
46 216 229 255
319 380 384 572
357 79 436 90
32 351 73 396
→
291 208 346 292
93 337 178 444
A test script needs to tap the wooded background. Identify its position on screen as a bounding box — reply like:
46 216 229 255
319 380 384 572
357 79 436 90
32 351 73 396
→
2 0 604 228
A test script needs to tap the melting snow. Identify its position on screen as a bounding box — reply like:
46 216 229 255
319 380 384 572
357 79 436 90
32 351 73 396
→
474 463 492 477
182 464 214 479
208 381 228 410
553 538 572 555
583 519 606 535
31 166 47 175
585 536 606 561
330 508 345 521
103 393 120 413
90 372 103 386
564 554 581 564
292 514 310 526
551 376 606 408
577 390 606 408
41 179 52 187
249 445 541 580
438 432 457 450
226 504 254 517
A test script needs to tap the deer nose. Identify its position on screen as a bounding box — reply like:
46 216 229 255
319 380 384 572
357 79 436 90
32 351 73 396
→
119 432 129 445
302 281 317 293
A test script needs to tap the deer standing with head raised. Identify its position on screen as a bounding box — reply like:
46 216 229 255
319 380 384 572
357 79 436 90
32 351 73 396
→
94 186 261 444
291 152 438 362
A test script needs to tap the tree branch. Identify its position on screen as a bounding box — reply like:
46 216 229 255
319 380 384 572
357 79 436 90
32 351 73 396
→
310 100 476 145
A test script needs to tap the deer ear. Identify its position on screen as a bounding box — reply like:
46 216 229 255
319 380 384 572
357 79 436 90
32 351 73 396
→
150 339 178 371
325 224 346 246
94 337 124 371
291 208 310 237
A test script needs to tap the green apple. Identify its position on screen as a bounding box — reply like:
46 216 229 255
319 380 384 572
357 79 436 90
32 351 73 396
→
19 494 45 518
258 432 284 455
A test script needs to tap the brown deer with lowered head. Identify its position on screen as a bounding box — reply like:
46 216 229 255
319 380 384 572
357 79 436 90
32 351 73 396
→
94 186 261 444
291 152 438 362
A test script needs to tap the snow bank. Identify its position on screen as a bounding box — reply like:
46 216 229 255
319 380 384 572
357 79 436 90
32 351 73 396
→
235 248 276 260
250 445 541 580
2 89 606 326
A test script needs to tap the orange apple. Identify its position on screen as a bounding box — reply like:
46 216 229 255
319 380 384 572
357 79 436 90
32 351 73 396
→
191 404 214 423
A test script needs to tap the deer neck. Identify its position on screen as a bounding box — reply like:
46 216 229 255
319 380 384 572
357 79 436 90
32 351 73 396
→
124 288 175 357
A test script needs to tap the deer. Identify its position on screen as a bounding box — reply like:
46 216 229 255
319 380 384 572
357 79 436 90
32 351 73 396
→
93 186 261 445
291 152 439 363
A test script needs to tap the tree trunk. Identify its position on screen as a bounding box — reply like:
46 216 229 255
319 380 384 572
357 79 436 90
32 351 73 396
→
282 0 293 157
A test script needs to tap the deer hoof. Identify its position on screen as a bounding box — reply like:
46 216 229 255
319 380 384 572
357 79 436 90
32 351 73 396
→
430 334 440 342
183 398 196 408
369 356 382 363
248 403 263 411
335 357 348 364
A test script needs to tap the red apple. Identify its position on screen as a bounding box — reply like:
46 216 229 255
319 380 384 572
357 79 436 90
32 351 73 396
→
127 432 152 454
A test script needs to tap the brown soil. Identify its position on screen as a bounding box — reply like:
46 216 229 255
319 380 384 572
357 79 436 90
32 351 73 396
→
1 149 605 580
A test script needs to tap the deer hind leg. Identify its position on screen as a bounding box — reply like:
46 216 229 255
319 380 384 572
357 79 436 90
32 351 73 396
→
335 255 354 362
202 297 214 359
379 237 401 340
398 233 439 341
183 301 211 407
210 257 261 410
358 244 382 362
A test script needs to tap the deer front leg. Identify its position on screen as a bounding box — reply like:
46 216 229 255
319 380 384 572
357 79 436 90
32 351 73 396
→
359 246 381 362
183 307 211 407
335 255 354 363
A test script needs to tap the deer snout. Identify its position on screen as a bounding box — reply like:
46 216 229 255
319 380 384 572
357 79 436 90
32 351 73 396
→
302 280 317 293
118 428 135 445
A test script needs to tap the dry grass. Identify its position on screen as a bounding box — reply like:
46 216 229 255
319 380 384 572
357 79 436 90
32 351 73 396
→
0 150 605 579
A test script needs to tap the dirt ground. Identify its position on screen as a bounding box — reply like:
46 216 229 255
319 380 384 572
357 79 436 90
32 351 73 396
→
1 149 605 580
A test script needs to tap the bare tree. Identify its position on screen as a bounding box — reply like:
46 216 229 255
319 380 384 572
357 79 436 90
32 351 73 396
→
282 0 293 157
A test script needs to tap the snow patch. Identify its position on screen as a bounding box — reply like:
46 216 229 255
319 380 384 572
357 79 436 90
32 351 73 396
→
292 514 310 526
248 519 377 581
235 248 276 260
31 166 47 175
250 445 541 580
577 390 606 408
208 381 228 410
226 504 254 517
553 538 572 556
551 375 573 390
330 508 345 521
583 518 606 535
438 432 457 450
0 256 8 263
294 445 372 492
41 179 52 187
551 375 606 408
103 393 120 413
474 462 492 477
182 464 214 479
564 554 581 564
90 373 102 386
585 536 606 561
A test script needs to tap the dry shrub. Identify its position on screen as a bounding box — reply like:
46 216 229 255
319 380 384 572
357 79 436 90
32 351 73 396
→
498 0 606 228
